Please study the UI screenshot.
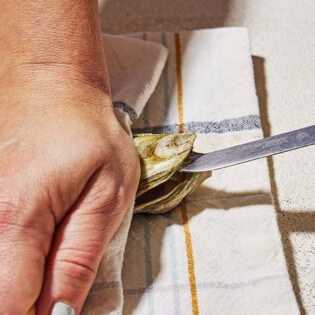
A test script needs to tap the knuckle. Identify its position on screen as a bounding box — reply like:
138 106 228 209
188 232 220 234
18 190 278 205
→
55 248 97 284
0 196 29 231
105 177 133 210
0 195 26 211
0 195 51 227
0 195 54 255
84 179 122 208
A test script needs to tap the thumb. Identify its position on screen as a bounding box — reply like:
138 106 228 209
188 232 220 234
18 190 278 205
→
37 168 135 315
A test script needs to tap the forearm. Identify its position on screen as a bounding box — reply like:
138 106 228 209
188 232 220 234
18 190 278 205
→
0 0 111 99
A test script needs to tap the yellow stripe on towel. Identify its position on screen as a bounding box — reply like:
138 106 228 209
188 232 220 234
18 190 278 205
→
175 33 185 133
174 32 199 315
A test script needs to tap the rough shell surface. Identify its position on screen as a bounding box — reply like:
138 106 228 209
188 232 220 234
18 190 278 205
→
133 133 211 214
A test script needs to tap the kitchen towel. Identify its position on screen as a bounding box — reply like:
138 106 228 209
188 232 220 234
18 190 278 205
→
82 28 299 314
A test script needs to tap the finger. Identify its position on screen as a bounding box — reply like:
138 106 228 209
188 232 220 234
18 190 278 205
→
37 167 137 315
0 192 54 315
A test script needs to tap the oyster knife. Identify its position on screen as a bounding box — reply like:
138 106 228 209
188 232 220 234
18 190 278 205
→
180 125 315 173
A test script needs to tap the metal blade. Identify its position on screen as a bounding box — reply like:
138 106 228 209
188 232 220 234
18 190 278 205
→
180 125 315 173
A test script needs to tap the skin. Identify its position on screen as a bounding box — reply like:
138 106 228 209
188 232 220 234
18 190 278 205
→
0 1 140 314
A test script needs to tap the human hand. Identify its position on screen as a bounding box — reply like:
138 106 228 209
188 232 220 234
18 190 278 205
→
0 65 140 314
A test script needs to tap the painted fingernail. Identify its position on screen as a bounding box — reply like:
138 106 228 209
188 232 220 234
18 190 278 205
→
51 302 75 315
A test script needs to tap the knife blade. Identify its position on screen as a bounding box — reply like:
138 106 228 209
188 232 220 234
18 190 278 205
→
180 125 315 173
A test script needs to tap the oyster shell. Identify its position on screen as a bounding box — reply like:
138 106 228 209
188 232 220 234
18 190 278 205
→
133 133 210 214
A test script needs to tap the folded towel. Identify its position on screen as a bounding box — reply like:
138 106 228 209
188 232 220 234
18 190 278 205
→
83 28 299 314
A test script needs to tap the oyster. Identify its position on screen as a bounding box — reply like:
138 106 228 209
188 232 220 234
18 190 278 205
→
133 133 210 214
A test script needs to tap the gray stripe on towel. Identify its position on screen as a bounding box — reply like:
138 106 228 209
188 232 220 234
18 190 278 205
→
89 274 287 295
123 274 287 295
113 101 138 123
132 114 261 134
90 280 120 292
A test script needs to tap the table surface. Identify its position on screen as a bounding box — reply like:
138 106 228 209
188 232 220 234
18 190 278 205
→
98 0 315 312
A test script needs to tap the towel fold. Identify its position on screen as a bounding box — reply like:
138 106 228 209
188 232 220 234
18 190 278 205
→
82 28 299 314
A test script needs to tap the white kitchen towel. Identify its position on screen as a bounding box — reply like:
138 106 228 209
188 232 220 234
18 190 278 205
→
83 28 299 314
82 34 168 314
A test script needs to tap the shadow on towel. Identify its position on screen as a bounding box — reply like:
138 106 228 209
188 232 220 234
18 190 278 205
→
253 55 315 314
122 185 273 313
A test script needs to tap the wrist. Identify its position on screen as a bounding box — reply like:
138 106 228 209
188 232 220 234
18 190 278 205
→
0 63 117 132
1 62 111 102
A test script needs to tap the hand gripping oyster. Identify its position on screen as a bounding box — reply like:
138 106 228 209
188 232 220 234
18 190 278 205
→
133 133 210 214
